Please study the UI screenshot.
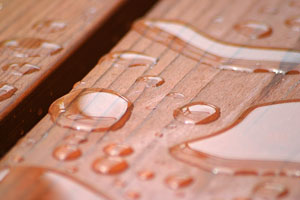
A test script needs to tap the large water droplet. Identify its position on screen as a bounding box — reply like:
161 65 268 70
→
0 38 62 57
252 181 288 199
171 100 300 177
234 21 272 39
133 19 300 74
53 144 82 161
173 102 220 125
2 63 40 76
49 88 133 132
109 51 158 68
136 75 165 87
33 20 67 33
92 156 128 174
103 143 133 156
285 16 300 32
0 82 17 102
0 166 108 199
165 174 193 190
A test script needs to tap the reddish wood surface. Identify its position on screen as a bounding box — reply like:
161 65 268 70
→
1 0 300 199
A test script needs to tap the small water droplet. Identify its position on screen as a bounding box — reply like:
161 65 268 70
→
92 156 128 174
64 132 88 145
0 82 17 102
155 132 163 138
53 144 82 161
73 81 86 89
173 102 220 125
252 181 288 198
113 178 127 188
285 16 300 32
103 143 133 156
166 92 185 99
213 16 224 23
136 75 165 87
65 166 79 174
165 123 177 129
137 170 155 180
0 38 62 57
125 191 140 200
2 63 40 76
33 20 67 33
165 174 193 190
110 51 158 68
234 21 272 39
12 155 24 163
49 88 133 132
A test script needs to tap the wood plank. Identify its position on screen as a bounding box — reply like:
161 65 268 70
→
0 0 159 155
2 0 300 199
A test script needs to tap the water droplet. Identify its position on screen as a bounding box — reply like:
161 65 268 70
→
64 132 88 145
73 81 86 89
65 166 79 174
165 174 193 190
125 191 140 200
171 100 300 177
252 181 288 198
234 21 272 39
155 132 163 138
12 155 24 163
103 143 133 156
113 178 127 188
166 92 185 99
0 38 62 57
0 82 17 102
2 63 40 76
0 166 108 199
213 16 224 23
53 144 82 161
92 156 128 174
173 102 220 125
33 20 67 33
109 51 158 68
49 88 133 132
137 170 155 180
285 16 300 32
133 20 300 74
136 75 165 87
165 123 177 129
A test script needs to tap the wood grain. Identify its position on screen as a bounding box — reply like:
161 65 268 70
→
1 0 300 199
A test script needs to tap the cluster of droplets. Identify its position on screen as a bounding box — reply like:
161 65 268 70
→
0 20 65 102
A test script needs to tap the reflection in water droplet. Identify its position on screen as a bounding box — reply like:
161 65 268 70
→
166 92 185 99
137 170 155 180
64 132 88 145
174 102 220 125
285 16 300 32
92 156 128 174
0 82 17 102
2 63 40 76
252 181 288 198
103 143 133 156
0 38 62 57
136 75 165 87
171 100 300 177
33 20 67 33
234 21 272 39
109 51 158 68
53 144 82 161
0 166 108 199
165 174 193 190
133 19 300 74
125 191 140 200
0 168 9 182
49 88 133 132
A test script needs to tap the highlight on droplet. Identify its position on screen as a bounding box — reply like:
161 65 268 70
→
0 82 17 102
2 63 40 76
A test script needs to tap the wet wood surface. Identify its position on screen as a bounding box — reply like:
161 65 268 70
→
1 0 300 199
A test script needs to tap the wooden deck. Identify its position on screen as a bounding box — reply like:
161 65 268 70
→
1 0 300 199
